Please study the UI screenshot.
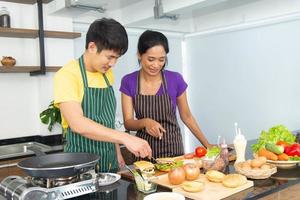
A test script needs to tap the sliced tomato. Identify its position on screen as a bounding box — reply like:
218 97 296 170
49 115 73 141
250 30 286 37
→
184 153 194 159
195 147 207 157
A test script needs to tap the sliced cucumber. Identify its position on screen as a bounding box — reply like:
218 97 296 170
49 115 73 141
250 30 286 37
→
265 143 284 154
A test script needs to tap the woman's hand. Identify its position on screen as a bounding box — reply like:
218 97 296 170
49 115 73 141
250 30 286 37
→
144 118 166 138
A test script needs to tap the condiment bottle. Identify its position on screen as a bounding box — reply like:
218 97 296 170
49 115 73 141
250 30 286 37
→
220 138 229 166
0 6 10 28
234 128 247 164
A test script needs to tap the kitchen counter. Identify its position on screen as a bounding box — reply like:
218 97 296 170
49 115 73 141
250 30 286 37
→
0 139 299 200
74 139 300 200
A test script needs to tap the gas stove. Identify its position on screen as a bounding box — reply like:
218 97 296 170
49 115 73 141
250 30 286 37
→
0 170 121 200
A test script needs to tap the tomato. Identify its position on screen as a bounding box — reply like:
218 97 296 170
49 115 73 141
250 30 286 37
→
195 147 207 157
276 141 290 148
184 153 194 159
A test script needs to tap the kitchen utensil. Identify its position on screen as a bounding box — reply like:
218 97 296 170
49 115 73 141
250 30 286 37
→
17 147 100 178
124 164 136 177
150 156 158 164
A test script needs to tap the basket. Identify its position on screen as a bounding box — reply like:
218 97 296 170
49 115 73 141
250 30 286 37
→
234 162 277 179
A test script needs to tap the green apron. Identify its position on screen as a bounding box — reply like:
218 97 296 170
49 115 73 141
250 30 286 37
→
64 55 118 173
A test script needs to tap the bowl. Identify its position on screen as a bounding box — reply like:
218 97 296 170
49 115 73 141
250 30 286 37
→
253 153 300 169
144 192 185 200
202 156 226 172
1 56 16 67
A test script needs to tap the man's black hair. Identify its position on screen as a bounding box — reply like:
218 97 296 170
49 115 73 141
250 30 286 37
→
86 18 128 55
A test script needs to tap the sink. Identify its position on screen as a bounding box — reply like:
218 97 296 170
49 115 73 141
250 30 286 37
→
0 142 51 157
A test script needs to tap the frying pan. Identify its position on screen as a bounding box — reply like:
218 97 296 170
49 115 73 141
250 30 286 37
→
17 147 100 178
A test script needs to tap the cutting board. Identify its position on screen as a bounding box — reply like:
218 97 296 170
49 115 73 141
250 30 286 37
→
151 174 253 200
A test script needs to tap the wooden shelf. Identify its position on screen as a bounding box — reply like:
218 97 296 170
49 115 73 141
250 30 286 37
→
0 66 61 73
0 28 81 39
0 0 54 4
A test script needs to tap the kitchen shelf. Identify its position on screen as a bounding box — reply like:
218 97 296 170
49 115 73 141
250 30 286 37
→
0 27 81 39
0 0 54 4
0 66 60 73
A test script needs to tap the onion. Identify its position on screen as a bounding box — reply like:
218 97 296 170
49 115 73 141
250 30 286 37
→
183 163 200 181
168 167 185 185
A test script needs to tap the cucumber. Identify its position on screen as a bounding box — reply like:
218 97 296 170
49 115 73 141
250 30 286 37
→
265 143 284 154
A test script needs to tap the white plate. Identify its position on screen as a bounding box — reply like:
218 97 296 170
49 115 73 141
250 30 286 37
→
266 160 300 169
97 173 121 186
144 192 185 200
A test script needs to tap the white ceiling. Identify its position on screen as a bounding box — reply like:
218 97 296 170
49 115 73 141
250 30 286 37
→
49 0 300 33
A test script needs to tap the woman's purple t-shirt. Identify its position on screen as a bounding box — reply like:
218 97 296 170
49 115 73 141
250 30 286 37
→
119 70 188 111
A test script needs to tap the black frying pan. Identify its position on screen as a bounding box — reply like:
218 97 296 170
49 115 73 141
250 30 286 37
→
17 150 100 178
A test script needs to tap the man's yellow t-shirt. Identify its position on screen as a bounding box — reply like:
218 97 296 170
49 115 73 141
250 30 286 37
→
54 59 114 129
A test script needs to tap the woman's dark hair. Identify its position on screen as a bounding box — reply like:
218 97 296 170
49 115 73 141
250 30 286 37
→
85 18 128 55
137 30 169 69
138 30 169 55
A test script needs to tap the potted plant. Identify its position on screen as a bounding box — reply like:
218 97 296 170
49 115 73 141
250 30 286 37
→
40 101 63 133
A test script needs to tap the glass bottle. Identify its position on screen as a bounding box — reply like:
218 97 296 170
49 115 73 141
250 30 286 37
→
0 6 11 28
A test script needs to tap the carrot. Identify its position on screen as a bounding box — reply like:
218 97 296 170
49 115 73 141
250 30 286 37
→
277 153 289 161
258 148 278 161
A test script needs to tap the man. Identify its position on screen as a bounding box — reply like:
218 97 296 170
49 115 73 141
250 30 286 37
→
54 18 152 173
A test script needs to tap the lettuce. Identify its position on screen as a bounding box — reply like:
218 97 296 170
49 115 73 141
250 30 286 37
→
252 125 296 153
206 146 221 158
289 156 300 161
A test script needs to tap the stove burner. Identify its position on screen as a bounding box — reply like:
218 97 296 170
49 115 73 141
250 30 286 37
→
27 175 81 188
0 171 118 200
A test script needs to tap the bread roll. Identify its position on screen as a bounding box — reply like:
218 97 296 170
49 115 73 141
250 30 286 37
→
134 161 155 173
222 174 247 188
205 170 225 183
182 181 205 193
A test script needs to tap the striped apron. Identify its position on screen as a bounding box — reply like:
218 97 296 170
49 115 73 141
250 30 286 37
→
134 70 184 159
64 55 118 173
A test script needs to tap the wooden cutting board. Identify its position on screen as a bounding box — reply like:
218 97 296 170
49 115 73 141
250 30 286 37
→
151 174 253 200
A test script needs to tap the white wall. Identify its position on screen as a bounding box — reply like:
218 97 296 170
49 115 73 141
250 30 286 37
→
0 2 75 139
184 19 300 152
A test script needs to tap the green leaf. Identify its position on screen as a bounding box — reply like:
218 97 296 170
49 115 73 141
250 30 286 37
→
39 101 62 132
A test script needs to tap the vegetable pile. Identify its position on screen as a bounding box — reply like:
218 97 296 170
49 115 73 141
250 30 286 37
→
252 125 300 161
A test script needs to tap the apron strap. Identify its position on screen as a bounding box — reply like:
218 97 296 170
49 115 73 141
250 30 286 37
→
103 73 111 87
161 70 168 94
136 71 140 94
79 55 111 88
79 55 89 88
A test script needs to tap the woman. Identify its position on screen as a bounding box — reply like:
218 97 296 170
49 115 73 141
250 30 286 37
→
120 30 212 159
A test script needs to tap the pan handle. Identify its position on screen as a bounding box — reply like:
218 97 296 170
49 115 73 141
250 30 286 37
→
74 162 97 173
27 146 46 156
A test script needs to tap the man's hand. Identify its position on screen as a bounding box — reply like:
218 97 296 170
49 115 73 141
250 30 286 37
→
123 134 152 158
117 151 125 167
144 118 166 139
